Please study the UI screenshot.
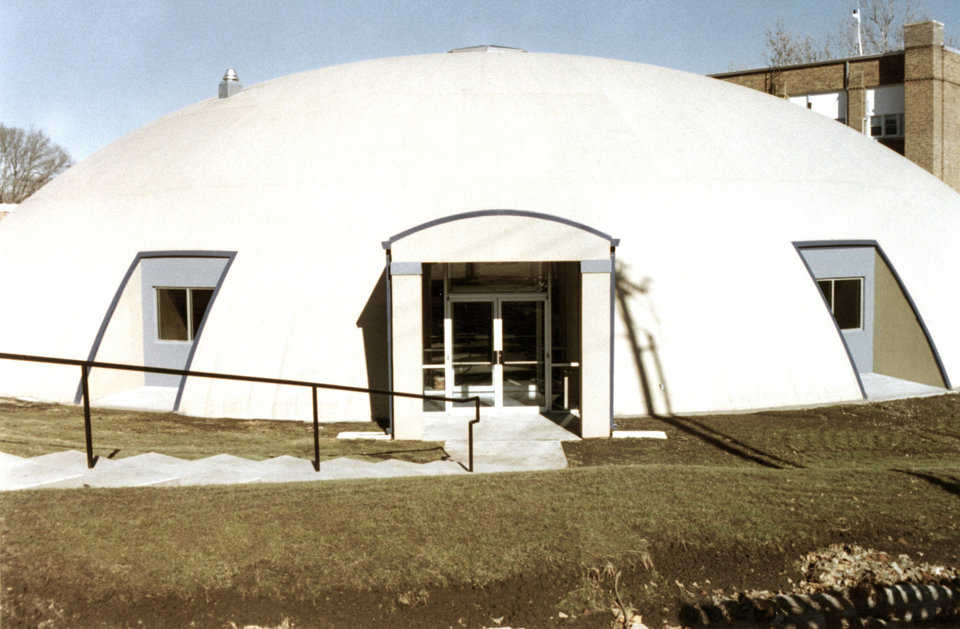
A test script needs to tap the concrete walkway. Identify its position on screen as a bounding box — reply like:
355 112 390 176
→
0 449 467 491
860 372 946 401
425 411 576 474
0 412 578 491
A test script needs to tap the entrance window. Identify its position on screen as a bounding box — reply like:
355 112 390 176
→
422 264 445 365
156 287 215 341
420 261 580 412
449 262 546 293
816 278 862 330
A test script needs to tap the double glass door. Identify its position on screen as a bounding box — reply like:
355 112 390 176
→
447 295 549 411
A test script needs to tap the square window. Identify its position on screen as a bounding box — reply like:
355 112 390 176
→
157 288 189 341
816 280 833 309
884 115 899 137
156 287 216 341
833 279 862 330
816 277 862 331
191 288 214 335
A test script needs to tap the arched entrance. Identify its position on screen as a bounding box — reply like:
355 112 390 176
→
383 210 618 439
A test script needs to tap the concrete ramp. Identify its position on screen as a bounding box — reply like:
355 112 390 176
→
0 450 466 491
425 411 576 472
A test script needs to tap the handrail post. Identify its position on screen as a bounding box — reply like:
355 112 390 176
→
468 397 480 473
312 386 320 471
80 364 97 469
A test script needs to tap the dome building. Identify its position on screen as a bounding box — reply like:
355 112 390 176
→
0 48 956 439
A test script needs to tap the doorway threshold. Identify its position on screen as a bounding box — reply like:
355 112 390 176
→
423 411 580 442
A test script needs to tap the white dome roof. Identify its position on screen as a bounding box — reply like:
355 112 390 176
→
1 52 958 419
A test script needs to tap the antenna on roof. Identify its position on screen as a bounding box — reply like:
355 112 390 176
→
852 8 863 56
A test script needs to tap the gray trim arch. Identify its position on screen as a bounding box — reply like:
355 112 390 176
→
76 250 237 408
793 239 952 393
382 209 621 248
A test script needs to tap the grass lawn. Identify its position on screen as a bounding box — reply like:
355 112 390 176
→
2 393 959 628
0 398 446 463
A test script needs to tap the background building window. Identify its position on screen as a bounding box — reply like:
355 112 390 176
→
156 287 215 341
870 113 904 138
865 84 905 139
788 91 847 124
816 278 862 330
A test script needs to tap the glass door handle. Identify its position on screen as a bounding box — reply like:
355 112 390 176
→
493 350 503 365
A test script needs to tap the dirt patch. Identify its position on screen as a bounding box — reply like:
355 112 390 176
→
7 540 958 628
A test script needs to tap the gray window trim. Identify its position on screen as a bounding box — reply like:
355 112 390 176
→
382 209 620 248
580 259 612 273
76 250 237 408
389 262 422 275
793 242 867 400
793 239 951 392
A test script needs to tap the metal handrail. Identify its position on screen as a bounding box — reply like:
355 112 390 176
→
0 352 481 473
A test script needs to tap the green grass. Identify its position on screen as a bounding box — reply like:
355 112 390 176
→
0 398 446 463
2 464 959 627
566 392 960 469
2 393 960 627
3 466 958 593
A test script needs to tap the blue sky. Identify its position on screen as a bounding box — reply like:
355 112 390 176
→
3 0 959 162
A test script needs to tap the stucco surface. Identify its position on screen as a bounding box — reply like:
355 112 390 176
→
0 51 957 419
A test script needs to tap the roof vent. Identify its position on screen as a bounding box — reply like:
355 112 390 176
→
448 45 526 53
218 68 242 99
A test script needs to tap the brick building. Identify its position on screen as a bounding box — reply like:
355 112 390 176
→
712 21 960 193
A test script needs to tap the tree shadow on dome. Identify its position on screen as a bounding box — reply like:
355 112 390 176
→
356 270 391 431
615 262 803 470
615 263 673 418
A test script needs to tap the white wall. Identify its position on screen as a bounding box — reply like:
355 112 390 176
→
0 53 956 424
867 84 905 115
789 91 846 121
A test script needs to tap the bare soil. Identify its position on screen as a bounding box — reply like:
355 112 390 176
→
2 393 959 628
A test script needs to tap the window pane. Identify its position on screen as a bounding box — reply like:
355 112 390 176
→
452 302 493 365
502 301 543 363
816 280 833 309
422 368 445 412
551 365 579 411
551 262 580 364
870 116 882 137
157 288 188 340
884 115 899 137
448 262 545 293
190 289 214 338
833 279 862 330
421 264 445 365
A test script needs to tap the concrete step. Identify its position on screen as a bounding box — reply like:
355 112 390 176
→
443 439 568 473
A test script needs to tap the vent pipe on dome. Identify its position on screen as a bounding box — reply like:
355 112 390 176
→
218 68 242 99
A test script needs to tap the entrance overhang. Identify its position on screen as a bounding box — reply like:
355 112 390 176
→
383 210 618 440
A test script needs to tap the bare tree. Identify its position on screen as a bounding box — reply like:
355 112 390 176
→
0 124 72 203
765 18 835 67
839 0 924 55
764 0 930 68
